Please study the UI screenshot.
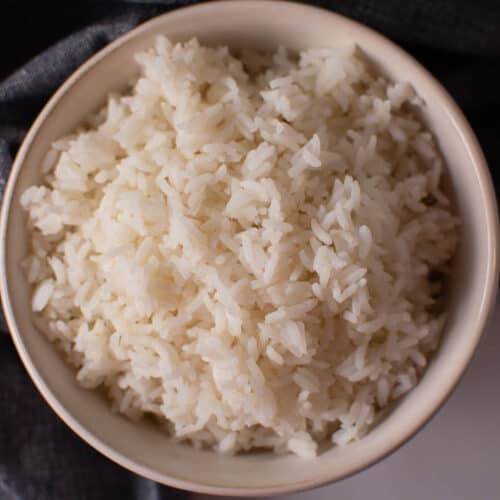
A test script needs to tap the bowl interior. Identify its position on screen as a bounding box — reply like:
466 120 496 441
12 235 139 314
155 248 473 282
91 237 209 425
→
1 1 497 495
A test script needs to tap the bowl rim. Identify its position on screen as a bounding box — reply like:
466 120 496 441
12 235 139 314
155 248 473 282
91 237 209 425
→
1 0 498 496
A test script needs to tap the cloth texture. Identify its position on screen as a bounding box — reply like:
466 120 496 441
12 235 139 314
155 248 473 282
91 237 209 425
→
0 1 499 499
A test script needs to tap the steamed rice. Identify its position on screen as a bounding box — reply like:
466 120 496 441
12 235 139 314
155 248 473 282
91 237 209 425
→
20 37 459 457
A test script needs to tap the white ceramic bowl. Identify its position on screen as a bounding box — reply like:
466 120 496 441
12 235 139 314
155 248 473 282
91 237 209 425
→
1 1 498 496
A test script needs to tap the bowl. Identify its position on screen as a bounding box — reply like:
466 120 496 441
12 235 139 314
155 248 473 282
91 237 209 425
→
1 0 498 495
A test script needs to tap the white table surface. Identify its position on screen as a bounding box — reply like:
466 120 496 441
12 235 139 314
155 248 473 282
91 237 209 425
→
193 296 500 500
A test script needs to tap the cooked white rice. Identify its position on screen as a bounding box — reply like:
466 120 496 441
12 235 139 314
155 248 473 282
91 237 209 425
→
20 37 459 457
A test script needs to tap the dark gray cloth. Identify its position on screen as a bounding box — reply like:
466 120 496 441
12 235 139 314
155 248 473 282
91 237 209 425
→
0 337 188 500
0 1 499 499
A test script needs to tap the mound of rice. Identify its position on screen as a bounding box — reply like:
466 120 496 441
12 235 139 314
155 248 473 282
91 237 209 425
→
21 37 459 458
